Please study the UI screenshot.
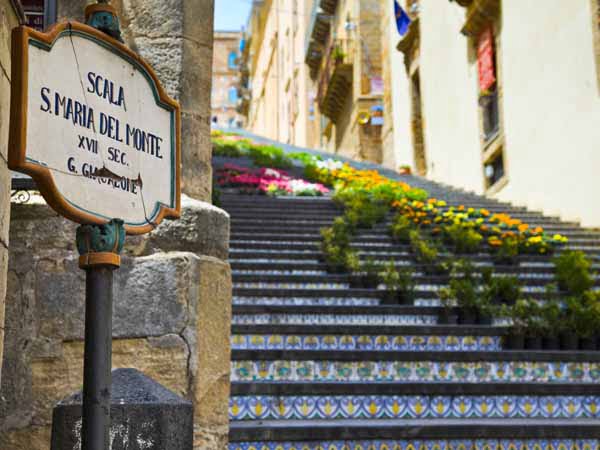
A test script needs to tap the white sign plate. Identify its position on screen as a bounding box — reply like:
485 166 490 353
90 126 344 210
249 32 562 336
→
8 22 181 234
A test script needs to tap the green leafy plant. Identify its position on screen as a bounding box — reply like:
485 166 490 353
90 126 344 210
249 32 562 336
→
442 223 483 254
381 260 415 303
553 250 595 296
389 214 413 244
510 299 543 337
360 257 381 288
246 144 293 169
493 236 519 265
481 268 521 305
409 229 439 267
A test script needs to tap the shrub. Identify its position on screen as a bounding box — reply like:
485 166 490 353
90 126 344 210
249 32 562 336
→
212 138 246 157
510 299 543 337
381 260 415 297
493 236 519 265
247 144 293 169
442 223 483 254
553 250 594 296
481 268 521 305
409 229 439 266
389 214 413 243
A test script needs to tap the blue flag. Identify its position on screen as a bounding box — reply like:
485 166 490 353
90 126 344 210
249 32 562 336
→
394 1 411 36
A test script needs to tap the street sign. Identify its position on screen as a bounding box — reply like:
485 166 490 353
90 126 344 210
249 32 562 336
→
8 21 181 235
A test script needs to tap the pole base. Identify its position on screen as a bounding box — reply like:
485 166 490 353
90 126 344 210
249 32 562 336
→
50 368 193 450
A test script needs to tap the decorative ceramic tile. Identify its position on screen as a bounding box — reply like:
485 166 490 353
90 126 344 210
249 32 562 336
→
229 439 600 450
231 335 501 352
232 297 379 306
231 360 600 383
231 314 437 326
230 395 600 420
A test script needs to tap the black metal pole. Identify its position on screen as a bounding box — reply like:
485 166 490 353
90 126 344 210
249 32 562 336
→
81 266 114 450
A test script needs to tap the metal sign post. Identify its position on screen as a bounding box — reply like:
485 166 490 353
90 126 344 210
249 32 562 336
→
7 1 182 448
76 219 125 450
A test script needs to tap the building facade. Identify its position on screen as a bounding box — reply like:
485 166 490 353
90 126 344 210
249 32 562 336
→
384 0 600 227
212 30 245 128
240 0 385 161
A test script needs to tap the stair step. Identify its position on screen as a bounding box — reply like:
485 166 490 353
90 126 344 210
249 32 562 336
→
232 296 381 306
231 356 600 383
231 333 502 351
229 394 600 421
229 418 600 441
230 381 600 396
231 313 438 326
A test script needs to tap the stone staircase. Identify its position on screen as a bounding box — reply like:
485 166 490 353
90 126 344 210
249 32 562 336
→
222 172 600 450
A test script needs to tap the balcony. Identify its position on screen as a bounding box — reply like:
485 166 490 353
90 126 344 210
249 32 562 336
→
317 39 354 122
304 0 341 78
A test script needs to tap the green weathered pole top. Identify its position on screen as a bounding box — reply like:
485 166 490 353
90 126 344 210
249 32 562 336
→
85 0 123 42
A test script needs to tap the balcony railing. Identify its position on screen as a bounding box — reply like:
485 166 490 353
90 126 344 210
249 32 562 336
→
317 39 354 121
304 0 341 78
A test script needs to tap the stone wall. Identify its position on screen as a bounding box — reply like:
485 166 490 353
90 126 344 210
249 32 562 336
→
0 196 231 450
0 0 23 385
57 0 215 202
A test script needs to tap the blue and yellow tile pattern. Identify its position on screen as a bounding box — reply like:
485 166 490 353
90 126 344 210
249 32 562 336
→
231 360 600 383
230 395 600 420
231 335 502 352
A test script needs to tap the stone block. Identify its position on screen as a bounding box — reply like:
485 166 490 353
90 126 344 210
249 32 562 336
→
34 252 200 341
0 164 9 246
181 112 213 201
0 426 51 450
30 336 189 426
147 195 229 260
180 38 213 113
0 246 6 380
123 0 183 40
183 0 213 47
133 36 183 100
9 202 77 256
189 256 231 428
51 368 193 450
0 0 19 78
0 64 9 163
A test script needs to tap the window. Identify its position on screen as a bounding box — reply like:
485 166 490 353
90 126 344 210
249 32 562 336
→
480 88 499 141
228 51 238 69
228 86 238 105
484 151 505 189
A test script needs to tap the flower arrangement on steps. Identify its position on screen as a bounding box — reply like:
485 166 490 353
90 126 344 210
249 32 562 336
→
216 164 329 197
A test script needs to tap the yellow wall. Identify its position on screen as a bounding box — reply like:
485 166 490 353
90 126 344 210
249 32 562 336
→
495 0 600 227
418 0 483 193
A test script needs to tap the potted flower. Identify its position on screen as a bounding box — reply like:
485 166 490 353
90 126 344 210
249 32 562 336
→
553 250 594 296
389 214 413 244
503 301 526 350
438 287 458 325
560 297 581 351
381 260 415 305
540 299 562 350
360 257 380 289
491 236 519 266
332 45 346 65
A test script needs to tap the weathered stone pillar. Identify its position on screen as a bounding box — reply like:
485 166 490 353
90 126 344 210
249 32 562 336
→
57 0 215 202
0 0 23 385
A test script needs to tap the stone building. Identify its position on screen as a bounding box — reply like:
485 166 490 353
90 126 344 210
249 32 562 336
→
212 30 244 128
0 1 232 449
240 0 384 162
0 0 24 388
240 0 314 147
383 0 600 227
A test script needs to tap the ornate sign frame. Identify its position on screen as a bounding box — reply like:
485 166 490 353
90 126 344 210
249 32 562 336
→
8 21 181 235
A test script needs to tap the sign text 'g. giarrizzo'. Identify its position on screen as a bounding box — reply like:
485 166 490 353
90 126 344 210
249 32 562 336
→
8 22 181 234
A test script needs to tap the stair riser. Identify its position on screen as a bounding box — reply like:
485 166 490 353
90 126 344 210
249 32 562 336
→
229 395 600 421
231 335 501 352
232 314 438 326
231 360 600 383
